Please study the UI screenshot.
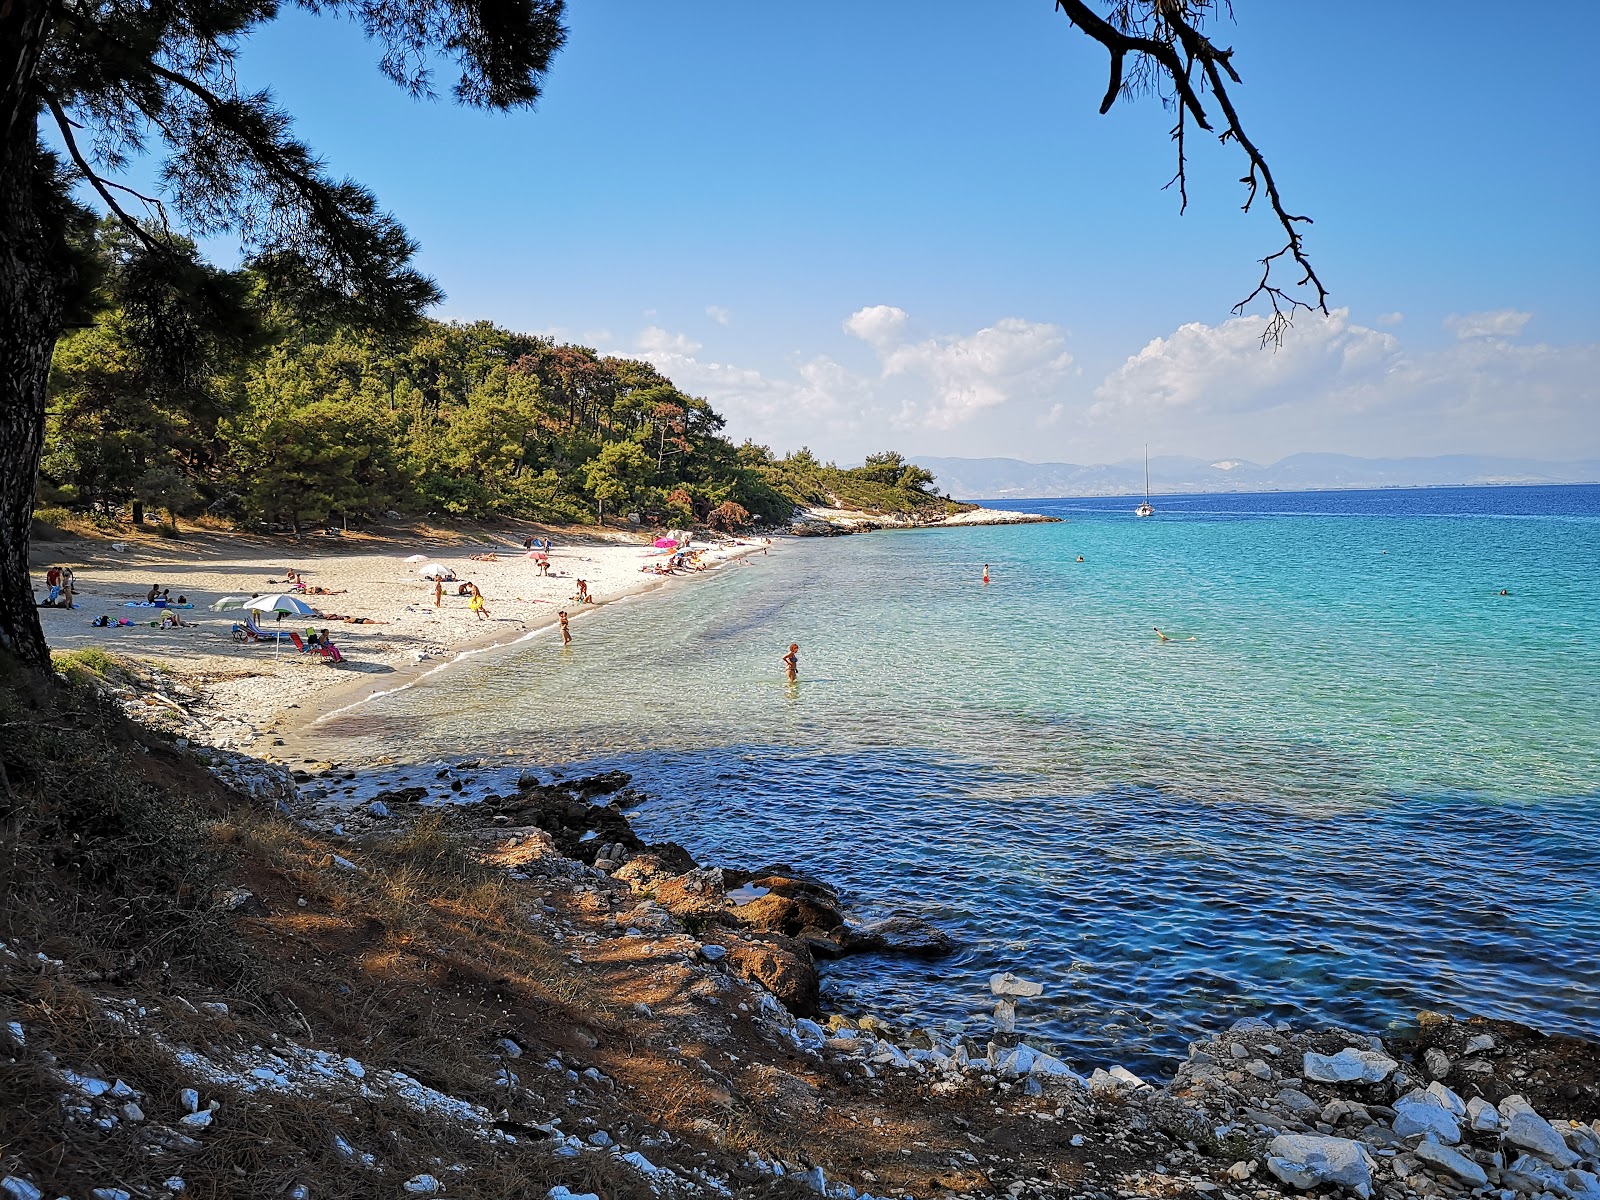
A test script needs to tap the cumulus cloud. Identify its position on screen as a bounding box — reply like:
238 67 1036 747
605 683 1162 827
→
844 306 1074 430
1085 309 1598 461
1444 309 1532 339
636 326 702 357
705 305 731 326
843 304 909 347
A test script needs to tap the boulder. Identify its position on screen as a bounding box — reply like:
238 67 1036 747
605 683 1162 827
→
1412 1141 1487 1188
728 874 845 939
1266 1134 1375 1198
1302 1047 1396 1085
1392 1088 1461 1143
723 933 819 1016
1500 1094 1579 1167
842 915 957 958
1423 1047 1452 1079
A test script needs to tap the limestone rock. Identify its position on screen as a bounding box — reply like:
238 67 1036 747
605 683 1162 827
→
1412 1141 1487 1188
989 971 1043 998
1265 1134 1375 1198
1464 1033 1496 1055
723 933 819 1015
1423 1047 1452 1079
651 867 727 920
1392 1088 1460 1143
1424 1079 1467 1118
1466 1095 1504 1133
1302 1048 1396 1085
1500 1094 1579 1167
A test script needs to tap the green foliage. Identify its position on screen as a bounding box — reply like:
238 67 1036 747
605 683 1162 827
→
40 229 954 531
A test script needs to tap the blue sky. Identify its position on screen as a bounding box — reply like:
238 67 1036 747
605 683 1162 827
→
142 3 1600 463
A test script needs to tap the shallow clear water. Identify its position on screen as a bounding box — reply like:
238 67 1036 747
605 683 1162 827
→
306 485 1600 1076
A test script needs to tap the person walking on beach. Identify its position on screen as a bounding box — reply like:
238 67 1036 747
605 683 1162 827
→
558 610 571 645
470 591 490 620
782 642 799 682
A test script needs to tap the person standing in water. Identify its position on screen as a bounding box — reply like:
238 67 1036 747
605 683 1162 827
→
782 642 799 682
982 563 990 585
558 610 571 645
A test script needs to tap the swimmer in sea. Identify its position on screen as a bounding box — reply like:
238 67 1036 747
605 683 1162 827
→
782 642 799 682
1077 556 1084 562
982 563 990 585
1154 627 1171 642
1498 589 1510 596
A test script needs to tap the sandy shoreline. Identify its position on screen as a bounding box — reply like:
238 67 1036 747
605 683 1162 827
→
31 520 769 758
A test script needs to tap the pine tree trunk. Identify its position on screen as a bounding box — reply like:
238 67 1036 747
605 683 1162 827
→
1 0 67 669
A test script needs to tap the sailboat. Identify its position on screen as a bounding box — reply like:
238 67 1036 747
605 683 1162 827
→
1135 445 1155 518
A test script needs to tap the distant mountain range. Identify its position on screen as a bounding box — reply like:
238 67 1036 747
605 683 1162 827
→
916 454 1600 501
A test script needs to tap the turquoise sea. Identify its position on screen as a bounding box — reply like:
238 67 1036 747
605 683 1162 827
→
308 485 1600 1077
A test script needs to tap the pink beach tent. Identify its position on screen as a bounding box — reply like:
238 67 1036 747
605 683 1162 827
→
654 537 678 548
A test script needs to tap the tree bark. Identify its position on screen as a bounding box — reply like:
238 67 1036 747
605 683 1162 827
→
0 0 67 669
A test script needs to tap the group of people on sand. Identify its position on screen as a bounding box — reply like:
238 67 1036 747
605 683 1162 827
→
641 549 710 576
432 576 492 619
38 565 77 608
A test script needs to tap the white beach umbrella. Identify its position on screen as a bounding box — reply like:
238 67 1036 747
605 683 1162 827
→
210 595 253 611
244 593 316 658
417 563 451 579
247 594 316 615
404 553 428 564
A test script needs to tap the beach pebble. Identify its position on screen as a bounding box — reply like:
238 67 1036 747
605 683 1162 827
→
402 1176 441 1195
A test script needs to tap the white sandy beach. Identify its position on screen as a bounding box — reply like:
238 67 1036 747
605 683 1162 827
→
32 522 766 755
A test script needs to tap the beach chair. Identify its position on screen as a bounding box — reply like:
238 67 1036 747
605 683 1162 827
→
288 631 317 654
319 640 344 663
245 613 293 641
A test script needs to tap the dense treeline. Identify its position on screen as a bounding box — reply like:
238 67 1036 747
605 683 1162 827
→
39 225 953 535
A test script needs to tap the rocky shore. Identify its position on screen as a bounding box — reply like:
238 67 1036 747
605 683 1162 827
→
789 505 1060 536
7 683 1599 1200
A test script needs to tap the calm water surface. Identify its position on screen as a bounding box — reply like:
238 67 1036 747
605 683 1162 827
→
306 485 1600 1076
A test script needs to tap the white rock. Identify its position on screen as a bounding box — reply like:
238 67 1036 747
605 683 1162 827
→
91 1190 132 1200
1108 1065 1146 1089
1413 1141 1488 1188
1246 1059 1273 1080
1566 1122 1600 1161
1423 1047 1452 1078
1467 1096 1505 1132
546 1190 599 1200
162 1180 185 1194
1506 1154 1572 1195
989 971 1043 998
993 1000 1016 1033
495 1038 522 1059
1501 1095 1579 1167
178 1109 213 1129
1425 1079 1467 1117
1 1177 43 1200
1561 1169 1600 1200
1393 1088 1461 1143
1301 1047 1396 1084
402 1176 440 1195
1464 1033 1496 1055
1266 1134 1374 1198
179 1087 200 1113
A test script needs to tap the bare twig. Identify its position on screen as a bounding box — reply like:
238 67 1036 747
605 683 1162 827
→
1054 1 1328 344
44 93 170 247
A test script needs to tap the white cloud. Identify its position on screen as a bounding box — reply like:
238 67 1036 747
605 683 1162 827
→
845 306 1074 431
843 304 909 347
1084 308 1598 460
636 326 702 357
705 305 731 326
1444 309 1532 339
1376 311 1405 327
